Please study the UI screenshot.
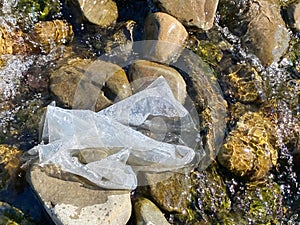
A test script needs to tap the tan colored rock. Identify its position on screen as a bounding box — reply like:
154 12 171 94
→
154 0 219 30
50 58 132 111
28 165 132 225
134 197 171 225
242 0 290 66
77 0 118 27
144 12 188 63
129 60 186 103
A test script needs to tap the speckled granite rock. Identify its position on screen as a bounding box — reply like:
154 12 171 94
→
153 0 219 30
27 165 131 225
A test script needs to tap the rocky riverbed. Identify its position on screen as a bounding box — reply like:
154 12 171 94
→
0 0 300 224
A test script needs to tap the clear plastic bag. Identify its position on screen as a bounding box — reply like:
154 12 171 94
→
32 77 204 189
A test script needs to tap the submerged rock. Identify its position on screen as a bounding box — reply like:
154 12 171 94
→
134 197 170 225
28 165 132 225
233 179 283 224
28 20 74 54
218 0 290 66
242 0 290 66
143 172 191 215
75 0 118 27
0 26 29 55
15 0 61 26
218 112 278 181
191 164 231 223
143 12 188 63
153 0 219 30
0 201 32 225
221 64 265 103
174 50 227 169
0 145 22 189
129 60 187 104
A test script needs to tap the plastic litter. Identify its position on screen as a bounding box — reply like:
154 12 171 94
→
31 76 204 190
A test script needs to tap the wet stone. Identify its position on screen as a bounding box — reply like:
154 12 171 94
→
221 64 265 103
175 51 227 170
134 197 170 225
129 60 187 104
286 2 300 31
0 26 29 55
27 165 132 225
191 164 231 223
0 145 22 189
143 12 188 63
218 112 278 181
153 0 219 30
76 0 118 27
50 58 132 111
28 20 74 54
0 201 32 225
218 0 290 66
233 179 283 224
143 172 191 214
242 0 290 66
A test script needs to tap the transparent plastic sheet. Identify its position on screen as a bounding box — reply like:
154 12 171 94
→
31 77 204 189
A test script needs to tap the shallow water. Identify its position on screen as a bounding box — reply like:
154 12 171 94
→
0 0 300 224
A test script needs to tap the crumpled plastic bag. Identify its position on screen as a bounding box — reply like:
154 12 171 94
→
31 76 204 189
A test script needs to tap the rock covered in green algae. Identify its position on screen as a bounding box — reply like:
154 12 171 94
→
174 50 227 170
221 64 265 103
14 0 61 26
232 179 283 224
191 164 231 223
143 172 192 215
0 201 32 225
218 112 278 181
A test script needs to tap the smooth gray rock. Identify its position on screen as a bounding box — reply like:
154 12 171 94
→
143 12 188 63
134 197 171 225
129 60 187 104
27 165 132 225
153 0 219 30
